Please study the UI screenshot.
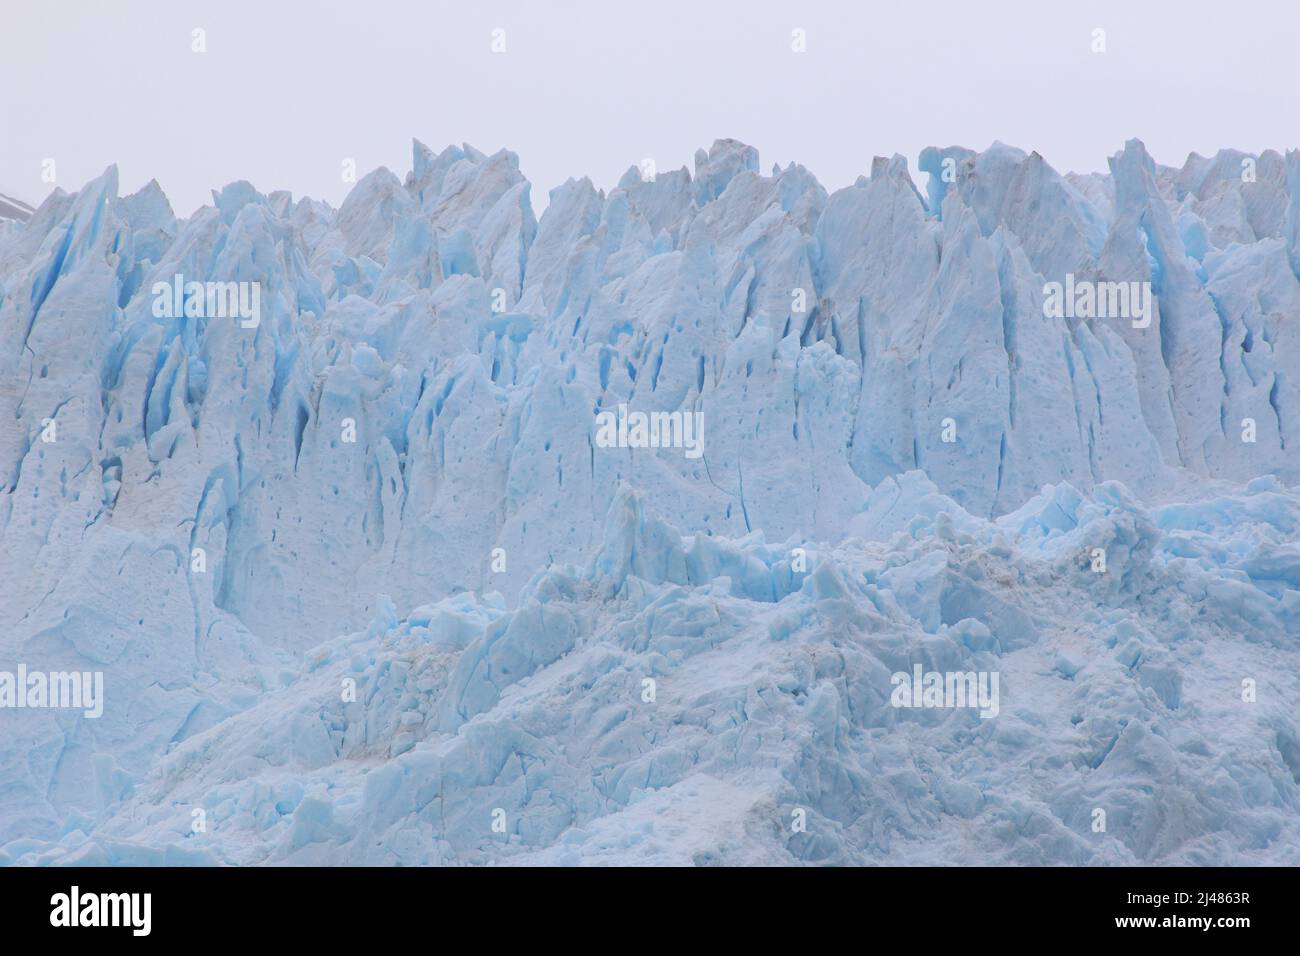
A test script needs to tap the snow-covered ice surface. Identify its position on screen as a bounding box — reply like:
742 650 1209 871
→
0 191 34 225
1 138 1298 865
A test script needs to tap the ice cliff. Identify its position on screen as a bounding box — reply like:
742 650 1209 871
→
1 138 1298 865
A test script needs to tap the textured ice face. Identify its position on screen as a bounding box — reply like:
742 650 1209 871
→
1 140 1298 865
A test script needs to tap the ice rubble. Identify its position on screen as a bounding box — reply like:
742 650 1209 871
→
0 138 1298 865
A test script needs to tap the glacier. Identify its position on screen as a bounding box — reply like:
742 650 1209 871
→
0 137 1298 865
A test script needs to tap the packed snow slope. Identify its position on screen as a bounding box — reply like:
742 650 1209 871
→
1 139 1298 865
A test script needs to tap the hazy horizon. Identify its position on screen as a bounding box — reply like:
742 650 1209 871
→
4 0 1297 217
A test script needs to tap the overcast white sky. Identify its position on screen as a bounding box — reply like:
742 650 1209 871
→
2 0 1297 217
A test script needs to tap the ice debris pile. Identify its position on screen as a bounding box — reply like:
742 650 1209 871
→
1 139 1298 864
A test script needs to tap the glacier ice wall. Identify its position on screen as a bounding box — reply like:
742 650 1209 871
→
1 138 1298 865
